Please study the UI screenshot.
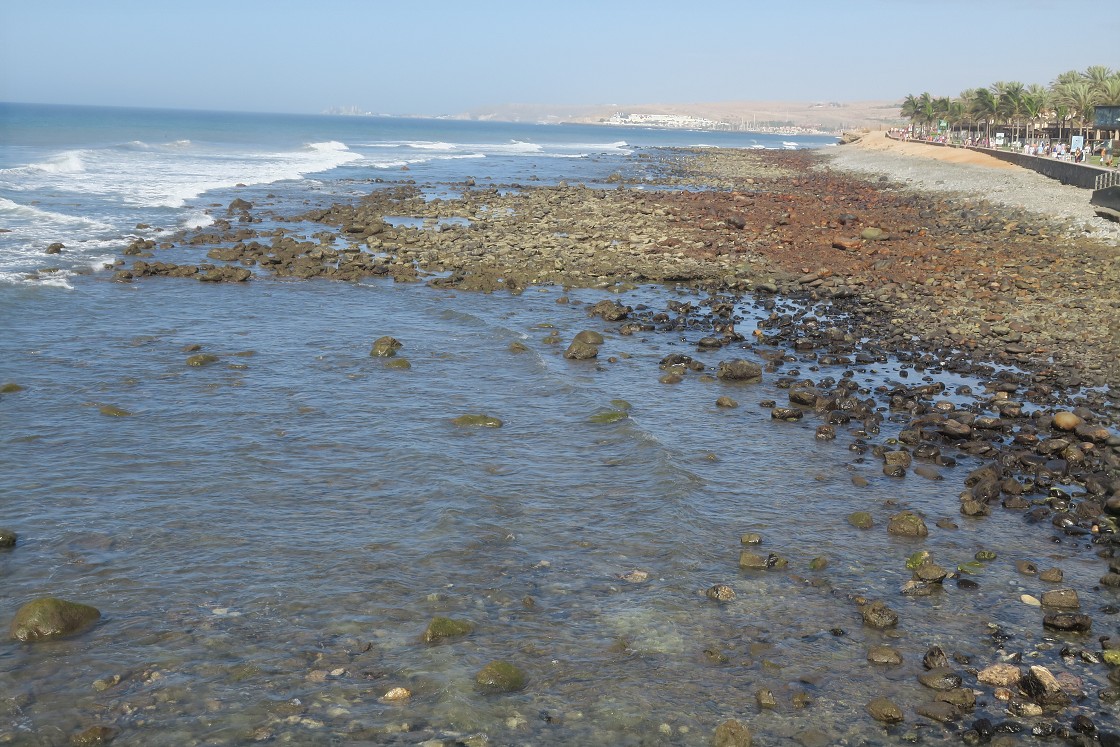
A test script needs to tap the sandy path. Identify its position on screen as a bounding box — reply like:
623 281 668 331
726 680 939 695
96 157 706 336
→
843 130 1017 169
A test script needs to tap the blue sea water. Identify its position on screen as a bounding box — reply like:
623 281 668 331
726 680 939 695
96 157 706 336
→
0 103 835 286
1 104 1113 745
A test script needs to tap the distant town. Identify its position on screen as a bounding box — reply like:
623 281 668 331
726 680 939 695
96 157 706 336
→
601 111 835 135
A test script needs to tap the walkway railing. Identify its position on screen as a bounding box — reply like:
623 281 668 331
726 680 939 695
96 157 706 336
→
1095 171 1120 190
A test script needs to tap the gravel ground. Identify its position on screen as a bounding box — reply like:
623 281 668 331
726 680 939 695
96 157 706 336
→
823 145 1120 246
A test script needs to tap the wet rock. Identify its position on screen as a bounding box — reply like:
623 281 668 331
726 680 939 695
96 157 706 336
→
1040 589 1079 608
770 407 803 421
918 667 962 690
1051 411 1082 431
573 330 604 345
887 511 928 537
588 300 629 321
848 512 874 529
740 533 762 545
46 242 65 254
738 551 767 570
716 359 762 383
922 646 949 670
712 718 752 747
451 414 503 428
860 600 898 629
815 424 836 440
10 597 101 642
1038 568 1063 583
588 409 628 424
705 584 736 602
198 266 251 282
475 660 527 693
978 663 1021 687
916 700 958 723
935 688 976 708
1015 560 1038 576
867 645 903 665
370 336 403 357
226 198 253 214
808 556 828 571
866 696 904 723
379 686 411 702
0 382 25 394
422 616 473 643
0 529 16 549
716 396 739 408
386 358 411 370
914 560 947 583
564 340 599 360
1042 612 1091 632
1021 665 1069 706
755 688 777 709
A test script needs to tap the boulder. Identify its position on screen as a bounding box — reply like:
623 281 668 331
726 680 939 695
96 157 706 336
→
573 330 604 345
887 511 928 537
716 359 762 382
226 198 253 214
10 597 100 642
0 529 18 548
977 663 1021 687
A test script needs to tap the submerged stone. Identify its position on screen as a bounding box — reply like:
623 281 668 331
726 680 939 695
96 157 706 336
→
867 696 903 723
713 719 752 746
452 414 503 428
887 511 928 537
10 597 101 642
475 660 526 693
0 529 16 549
0 382 25 394
186 353 219 367
848 511 874 529
385 358 411 370
564 340 599 360
99 405 132 417
422 616 472 643
588 409 628 424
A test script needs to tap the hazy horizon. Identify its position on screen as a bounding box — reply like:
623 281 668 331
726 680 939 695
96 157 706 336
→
2 0 1117 117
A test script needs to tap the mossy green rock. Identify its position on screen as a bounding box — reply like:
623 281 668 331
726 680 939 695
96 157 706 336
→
0 382 25 394
422 616 472 643
0 529 16 548
975 550 997 561
589 409 628 424
99 405 132 417
370 336 402 357
809 556 829 571
609 399 632 411
906 550 930 570
475 660 527 693
186 353 219 367
508 341 528 353
452 414 503 428
573 330 605 345
848 511 874 529
10 597 101 642
385 358 411 370
1103 650 1120 666
887 511 928 537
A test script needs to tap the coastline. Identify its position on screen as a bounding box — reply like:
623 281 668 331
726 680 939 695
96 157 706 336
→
5 139 1120 744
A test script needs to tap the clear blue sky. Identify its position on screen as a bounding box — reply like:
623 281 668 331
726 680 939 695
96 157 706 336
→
2 0 1116 114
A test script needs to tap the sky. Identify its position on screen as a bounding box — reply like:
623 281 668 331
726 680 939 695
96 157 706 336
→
2 0 1117 115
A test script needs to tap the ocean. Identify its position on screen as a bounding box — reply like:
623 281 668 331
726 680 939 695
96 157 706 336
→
0 104 1110 745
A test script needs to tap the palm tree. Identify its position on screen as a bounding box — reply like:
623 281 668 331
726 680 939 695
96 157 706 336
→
1058 80 1100 140
899 94 920 134
917 92 935 137
1022 89 1048 144
1098 76 1120 106
992 81 1026 143
1083 65 1115 92
971 88 999 145
958 89 978 142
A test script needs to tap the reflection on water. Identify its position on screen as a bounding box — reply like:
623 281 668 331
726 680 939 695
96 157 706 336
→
0 277 1114 745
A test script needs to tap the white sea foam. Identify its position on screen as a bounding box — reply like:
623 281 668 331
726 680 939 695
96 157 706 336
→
180 210 215 230
0 197 114 230
0 150 86 175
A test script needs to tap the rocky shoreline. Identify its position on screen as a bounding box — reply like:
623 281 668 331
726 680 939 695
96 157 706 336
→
21 144 1118 743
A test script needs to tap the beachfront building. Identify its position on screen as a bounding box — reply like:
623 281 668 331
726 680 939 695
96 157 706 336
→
603 112 725 130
